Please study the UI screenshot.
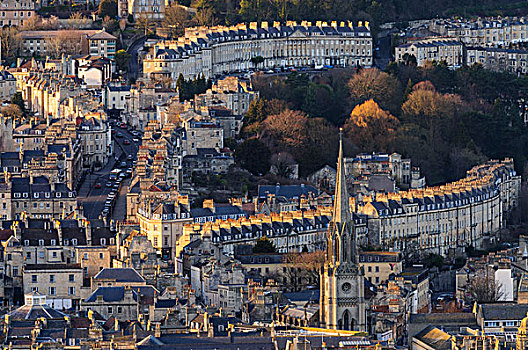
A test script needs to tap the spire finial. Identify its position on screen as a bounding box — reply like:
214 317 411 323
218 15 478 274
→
333 129 349 224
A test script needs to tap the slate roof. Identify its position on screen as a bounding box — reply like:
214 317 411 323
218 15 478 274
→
9 304 66 320
480 303 528 321
85 286 158 302
413 325 452 350
258 184 318 199
93 268 145 283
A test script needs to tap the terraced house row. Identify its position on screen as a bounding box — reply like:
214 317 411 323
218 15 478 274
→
172 159 519 259
181 208 368 257
143 20 372 84
355 159 520 257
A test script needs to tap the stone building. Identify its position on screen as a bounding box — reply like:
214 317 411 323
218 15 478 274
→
143 21 372 83
359 251 403 286
395 39 464 68
22 263 84 310
77 112 112 171
0 0 38 27
356 159 520 257
81 285 158 321
466 46 528 74
430 17 528 46
345 152 425 190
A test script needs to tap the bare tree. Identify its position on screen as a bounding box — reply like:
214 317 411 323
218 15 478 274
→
466 273 504 303
66 12 89 29
193 7 216 27
0 27 21 62
47 31 85 58
277 251 325 292
135 15 156 36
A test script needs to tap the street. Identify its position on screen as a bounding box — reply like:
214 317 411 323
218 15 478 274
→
77 124 140 222
127 36 147 81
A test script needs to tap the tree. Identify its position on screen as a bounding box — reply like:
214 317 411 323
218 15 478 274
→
47 31 84 58
262 109 308 150
250 55 264 68
279 251 325 291
66 12 89 29
11 92 25 113
466 273 504 303
193 6 216 26
163 4 191 38
1 104 22 119
135 14 155 36
98 0 117 18
348 68 402 114
270 152 296 178
343 99 400 152
115 49 131 73
0 27 21 63
252 237 276 253
235 138 271 175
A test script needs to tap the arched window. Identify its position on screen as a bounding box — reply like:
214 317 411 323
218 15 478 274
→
343 310 350 331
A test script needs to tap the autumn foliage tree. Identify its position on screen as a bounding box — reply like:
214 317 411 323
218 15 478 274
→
348 68 402 114
260 109 338 175
344 99 399 152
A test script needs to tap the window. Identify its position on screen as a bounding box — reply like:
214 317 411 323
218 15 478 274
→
24 240 29 246
99 253 104 259
13 266 18 277
52 252 57 258
69 274 75 282
39 251 44 259
49 275 55 283
49 287 56 295
26 252 31 259
72 238 77 245
38 239 44 246
108 306 113 313
7 254 11 261
68 287 75 295
51 239 56 246
117 306 122 313
83 253 88 260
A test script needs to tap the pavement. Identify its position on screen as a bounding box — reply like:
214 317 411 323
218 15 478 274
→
77 123 141 222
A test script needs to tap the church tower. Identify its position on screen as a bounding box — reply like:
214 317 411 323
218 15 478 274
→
319 131 366 331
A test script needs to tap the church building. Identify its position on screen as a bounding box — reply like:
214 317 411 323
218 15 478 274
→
319 131 367 331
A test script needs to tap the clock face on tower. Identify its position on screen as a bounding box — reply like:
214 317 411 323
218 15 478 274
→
341 282 351 293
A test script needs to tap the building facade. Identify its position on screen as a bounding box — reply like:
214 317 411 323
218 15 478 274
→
143 21 372 84
395 39 464 68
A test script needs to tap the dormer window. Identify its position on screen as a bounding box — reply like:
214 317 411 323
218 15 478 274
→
51 239 56 246
24 240 29 246
38 239 44 246
34 193 39 198
57 192 61 198
72 238 77 245
100 238 106 245
23 193 28 198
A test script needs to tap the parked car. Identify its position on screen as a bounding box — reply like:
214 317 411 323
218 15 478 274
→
94 182 101 189
123 139 130 145
120 161 127 168
116 132 123 138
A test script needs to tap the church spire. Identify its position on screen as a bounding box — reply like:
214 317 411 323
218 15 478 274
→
333 129 350 224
